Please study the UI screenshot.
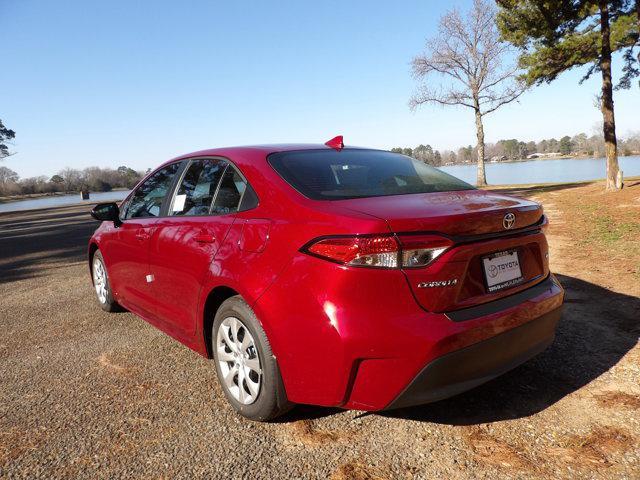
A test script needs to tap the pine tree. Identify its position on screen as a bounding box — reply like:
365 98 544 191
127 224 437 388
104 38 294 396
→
497 0 639 190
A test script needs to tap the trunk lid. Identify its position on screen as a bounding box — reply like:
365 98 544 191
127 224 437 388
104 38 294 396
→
335 190 542 236
334 190 548 313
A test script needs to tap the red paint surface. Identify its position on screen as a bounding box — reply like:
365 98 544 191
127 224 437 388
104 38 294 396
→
90 143 564 410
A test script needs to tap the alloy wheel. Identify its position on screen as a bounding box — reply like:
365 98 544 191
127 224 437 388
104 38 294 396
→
92 257 108 304
216 316 262 405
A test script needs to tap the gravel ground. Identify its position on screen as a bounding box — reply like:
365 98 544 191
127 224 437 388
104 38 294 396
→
0 191 638 479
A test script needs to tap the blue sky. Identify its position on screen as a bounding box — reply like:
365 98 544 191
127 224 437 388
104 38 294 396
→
1 0 639 178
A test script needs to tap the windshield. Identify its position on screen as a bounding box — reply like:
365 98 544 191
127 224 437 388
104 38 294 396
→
268 149 474 200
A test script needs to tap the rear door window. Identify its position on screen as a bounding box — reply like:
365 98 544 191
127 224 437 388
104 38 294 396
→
211 166 247 215
169 159 227 216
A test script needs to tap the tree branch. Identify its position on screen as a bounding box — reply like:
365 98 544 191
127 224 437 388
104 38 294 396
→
410 0 523 117
409 85 475 110
481 86 526 114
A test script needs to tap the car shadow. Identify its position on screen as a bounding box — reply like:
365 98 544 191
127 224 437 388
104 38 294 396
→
0 204 100 285
284 274 639 424
274 405 344 423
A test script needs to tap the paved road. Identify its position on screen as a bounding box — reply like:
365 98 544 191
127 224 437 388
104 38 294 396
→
0 204 638 479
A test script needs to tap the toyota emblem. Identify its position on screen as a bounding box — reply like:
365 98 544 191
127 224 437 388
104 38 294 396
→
503 213 516 229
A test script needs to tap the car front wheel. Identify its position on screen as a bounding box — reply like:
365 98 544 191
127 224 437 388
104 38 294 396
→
91 250 121 312
212 296 292 421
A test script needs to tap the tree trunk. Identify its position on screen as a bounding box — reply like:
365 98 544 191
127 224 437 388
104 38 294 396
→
474 99 487 186
474 111 487 186
599 1 621 191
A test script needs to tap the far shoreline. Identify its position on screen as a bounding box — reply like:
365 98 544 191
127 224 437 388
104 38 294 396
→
0 188 129 205
443 152 640 167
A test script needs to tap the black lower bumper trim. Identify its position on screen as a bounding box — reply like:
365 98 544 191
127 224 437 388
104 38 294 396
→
446 275 558 322
386 306 562 410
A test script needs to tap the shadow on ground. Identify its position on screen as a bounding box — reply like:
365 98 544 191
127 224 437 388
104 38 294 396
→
0 204 99 285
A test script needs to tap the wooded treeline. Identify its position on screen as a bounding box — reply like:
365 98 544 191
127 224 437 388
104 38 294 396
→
0 166 144 197
391 130 640 167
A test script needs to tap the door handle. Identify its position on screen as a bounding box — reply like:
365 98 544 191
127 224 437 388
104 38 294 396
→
194 233 216 244
135 229 150 242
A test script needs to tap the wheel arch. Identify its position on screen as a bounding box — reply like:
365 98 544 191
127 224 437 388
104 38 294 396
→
202 285 240 358
88 241 99 277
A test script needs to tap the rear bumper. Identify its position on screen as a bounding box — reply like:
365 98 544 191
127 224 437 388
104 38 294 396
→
386 305 562 410
255 249 564 409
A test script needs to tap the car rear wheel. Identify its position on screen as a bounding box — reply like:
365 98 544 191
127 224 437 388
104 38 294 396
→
212 296 292 421
91 250 121 312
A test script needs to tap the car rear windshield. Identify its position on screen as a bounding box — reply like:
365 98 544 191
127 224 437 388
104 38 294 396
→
268 149 474 200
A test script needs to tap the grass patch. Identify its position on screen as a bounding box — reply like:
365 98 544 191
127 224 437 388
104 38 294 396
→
586 214 640 246
534 179 640 294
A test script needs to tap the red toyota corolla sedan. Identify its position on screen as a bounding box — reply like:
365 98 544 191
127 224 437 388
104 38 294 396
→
88 137 563 421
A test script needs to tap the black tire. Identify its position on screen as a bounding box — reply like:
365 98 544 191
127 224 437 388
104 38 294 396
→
91 250 122 312
211 296 292 421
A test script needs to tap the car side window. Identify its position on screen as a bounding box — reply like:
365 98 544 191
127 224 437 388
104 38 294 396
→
169 159 227 216
124 163 181 219
211 166 247 215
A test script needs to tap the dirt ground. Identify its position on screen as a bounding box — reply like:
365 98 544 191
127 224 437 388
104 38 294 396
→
0 180 638 479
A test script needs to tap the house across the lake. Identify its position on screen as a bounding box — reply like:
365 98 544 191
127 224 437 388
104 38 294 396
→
527 152 562 159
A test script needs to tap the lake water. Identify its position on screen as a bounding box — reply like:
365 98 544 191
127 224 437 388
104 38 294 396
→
1 156 639 213
439 155 640 186
0 190 130 213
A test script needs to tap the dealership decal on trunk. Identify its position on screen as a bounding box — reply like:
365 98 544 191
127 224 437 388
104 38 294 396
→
482 250 524 292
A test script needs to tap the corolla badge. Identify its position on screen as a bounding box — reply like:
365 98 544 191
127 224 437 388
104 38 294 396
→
503 212 516 230
417 279 458 288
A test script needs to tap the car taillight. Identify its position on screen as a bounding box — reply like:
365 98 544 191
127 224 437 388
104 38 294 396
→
303 234 452 269
306 236 399 268
397 234 453 268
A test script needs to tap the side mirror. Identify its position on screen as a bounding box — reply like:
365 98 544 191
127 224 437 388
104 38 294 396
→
90 202 122 227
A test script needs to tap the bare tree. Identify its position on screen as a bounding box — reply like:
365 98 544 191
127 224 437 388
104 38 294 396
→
0 166 19 184
59 167 83 192
410 0 525 186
